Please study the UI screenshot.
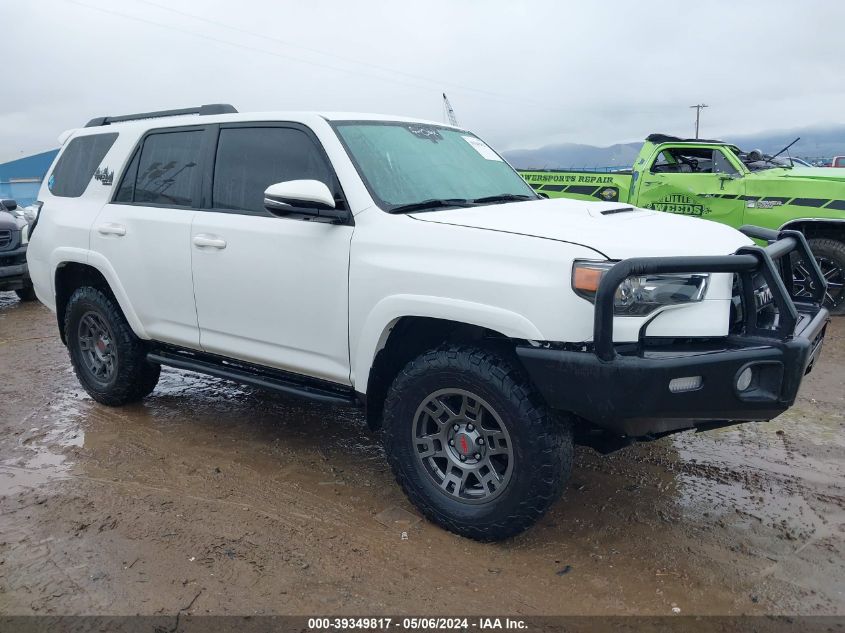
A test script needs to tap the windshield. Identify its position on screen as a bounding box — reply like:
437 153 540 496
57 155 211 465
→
333 121 537 212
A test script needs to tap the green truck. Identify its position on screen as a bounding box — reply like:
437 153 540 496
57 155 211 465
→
520 134 845 313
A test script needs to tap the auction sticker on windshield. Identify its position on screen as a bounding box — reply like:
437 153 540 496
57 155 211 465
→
462 136 502 161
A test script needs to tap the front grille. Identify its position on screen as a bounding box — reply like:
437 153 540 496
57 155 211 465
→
0 229 11 250
730 273 779 335
0 252 26 267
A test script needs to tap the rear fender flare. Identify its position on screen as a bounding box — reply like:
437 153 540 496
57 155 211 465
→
53 249 149 340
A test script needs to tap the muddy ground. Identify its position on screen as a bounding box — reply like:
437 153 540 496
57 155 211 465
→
0 292 842 617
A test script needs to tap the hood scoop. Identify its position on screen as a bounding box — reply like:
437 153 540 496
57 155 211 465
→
599 206 635 216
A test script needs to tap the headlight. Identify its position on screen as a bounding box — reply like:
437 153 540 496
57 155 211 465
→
21 224 29 244
572 260 709 316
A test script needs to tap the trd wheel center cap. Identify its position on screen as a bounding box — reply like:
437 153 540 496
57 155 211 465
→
449 427 483 462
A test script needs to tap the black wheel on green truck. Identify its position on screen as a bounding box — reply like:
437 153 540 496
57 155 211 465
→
792 238 845 315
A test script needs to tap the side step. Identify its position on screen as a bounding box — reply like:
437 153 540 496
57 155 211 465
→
147 349 356 405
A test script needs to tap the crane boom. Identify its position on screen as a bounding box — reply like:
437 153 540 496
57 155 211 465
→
442 93 458 126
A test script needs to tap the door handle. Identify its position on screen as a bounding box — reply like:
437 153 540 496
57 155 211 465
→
643 180 662 186
97 222 126 236
192 234 227 249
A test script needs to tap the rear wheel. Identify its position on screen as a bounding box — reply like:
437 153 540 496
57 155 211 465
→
792 238 845 315
382 346 572 541
65 287 160 405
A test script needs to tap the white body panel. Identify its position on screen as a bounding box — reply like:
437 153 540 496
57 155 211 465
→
189 212 353 384
91 203 198 347
28 109 753 396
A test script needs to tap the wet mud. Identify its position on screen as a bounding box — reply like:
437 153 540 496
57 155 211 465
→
0 292 843 615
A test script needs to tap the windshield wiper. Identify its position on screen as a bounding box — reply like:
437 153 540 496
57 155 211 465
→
470 193 535 204
388 198 474 214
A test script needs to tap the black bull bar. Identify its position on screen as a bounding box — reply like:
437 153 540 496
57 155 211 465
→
515 225 829 437
592 226 827 361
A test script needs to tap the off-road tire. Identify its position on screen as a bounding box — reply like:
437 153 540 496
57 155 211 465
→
15 284 37 302
65 286 160 405
382 345 573 541
807 238 845 315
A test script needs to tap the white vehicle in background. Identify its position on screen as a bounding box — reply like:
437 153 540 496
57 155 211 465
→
27 105 829 540
772 156 813 168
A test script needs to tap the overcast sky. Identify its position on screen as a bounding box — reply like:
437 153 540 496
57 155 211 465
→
2 0 843 163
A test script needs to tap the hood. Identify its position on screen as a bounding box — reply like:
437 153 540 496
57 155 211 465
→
410 198 752 260
0 210 21 230
781 167 845 183
755 166 845 184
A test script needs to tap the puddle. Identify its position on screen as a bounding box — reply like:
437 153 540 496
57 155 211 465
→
671 419 843 542
1 388 88 496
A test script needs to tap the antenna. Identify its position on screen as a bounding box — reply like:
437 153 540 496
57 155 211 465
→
770 137 801 162
443 93 458 126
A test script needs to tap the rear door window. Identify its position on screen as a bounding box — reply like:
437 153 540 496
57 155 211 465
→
49 133 118 197
132 130 203 207
211 126 340 214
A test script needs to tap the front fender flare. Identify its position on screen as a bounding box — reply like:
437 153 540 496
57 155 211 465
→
351 294 545 392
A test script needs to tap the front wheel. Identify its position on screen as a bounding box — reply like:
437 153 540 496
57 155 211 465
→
382 346 573 541
792 238 845 315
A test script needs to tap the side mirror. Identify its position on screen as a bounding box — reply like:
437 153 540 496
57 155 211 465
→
264 180 343 220
1 199 17 212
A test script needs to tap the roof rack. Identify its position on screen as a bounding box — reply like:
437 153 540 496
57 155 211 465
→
646 133 726 145
85 104 238 128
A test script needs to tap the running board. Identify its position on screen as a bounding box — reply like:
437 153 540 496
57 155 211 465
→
146 349 356 405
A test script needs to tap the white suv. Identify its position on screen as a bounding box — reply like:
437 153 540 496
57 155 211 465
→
27 104 829 540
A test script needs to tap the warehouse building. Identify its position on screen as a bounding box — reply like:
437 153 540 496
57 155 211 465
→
0 149 58 207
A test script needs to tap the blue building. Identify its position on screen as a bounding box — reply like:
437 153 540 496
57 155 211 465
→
0 149 59 207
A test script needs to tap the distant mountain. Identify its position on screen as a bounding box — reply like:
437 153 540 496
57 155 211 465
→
505 124 845 170
728 126 845 160
505 141 642 171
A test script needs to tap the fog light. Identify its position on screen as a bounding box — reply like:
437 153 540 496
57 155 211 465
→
736 367 754 392
669 376 703 393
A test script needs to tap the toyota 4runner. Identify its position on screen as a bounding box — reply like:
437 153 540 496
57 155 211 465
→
27 104 830 540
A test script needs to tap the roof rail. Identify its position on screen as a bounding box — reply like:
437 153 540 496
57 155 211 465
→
84 104 238 128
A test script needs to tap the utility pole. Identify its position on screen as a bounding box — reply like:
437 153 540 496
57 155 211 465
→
443 93 458 126
689 104 708 139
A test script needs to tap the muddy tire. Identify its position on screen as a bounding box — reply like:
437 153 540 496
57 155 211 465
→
793 238 845 315
15 284 37 302
65 286 160 406
382 345 572 541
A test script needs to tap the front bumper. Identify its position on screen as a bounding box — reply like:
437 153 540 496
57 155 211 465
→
0 245 30 291
517 227 831 438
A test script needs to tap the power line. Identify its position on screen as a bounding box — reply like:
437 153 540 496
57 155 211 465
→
131 0 539 105
64 0 565 113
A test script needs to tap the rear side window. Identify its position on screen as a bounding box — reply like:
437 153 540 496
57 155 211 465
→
49 133 118 197
212 127 338 214
128 130 203 207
